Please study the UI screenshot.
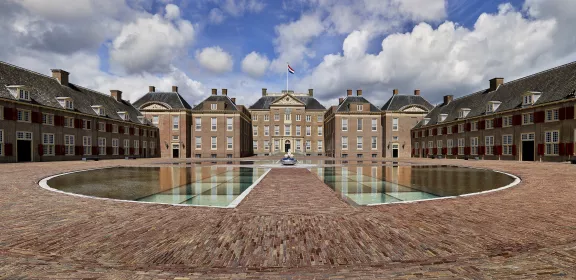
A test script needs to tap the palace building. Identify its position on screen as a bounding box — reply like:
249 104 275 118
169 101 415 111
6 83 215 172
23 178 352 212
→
412 61 576 162
249 89 326 156
0 61 159 163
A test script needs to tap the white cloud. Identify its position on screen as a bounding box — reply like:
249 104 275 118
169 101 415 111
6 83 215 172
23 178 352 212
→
241 51 270 78
221 0 265 16
195 46 234 73
208 8 225 24
164 4 181 20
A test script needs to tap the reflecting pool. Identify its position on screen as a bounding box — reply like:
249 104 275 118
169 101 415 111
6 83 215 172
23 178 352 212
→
309 165 517 205
46 166 268 207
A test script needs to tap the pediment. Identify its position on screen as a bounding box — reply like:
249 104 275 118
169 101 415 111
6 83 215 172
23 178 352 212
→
141 102 171 110
270 94 305 106
401 106 426 112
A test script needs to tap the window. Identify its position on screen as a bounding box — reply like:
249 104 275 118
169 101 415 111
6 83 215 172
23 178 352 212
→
296 125 301 136
172 135 179 141
414 142 419 155
306 140 311 150
124 126 129 135
211 136 217 150
546 109 559 122
317 115 322 122
371 119 377 131
357 119 363 131
274 113 280 121
64 135 74 155
274 125 279 136
342 118 348 131
318 126 323 136
471 121 478 131
306 125 311 136
428 141 434 155
317 140 323 151
296 114 301 121
274 139 279 151
264 140 270 150
503 116 512 127
392 136 399 141
253 114 258 121
458 109 470 118
342 136 348 149
522 133 535 141
172 116 179 130
18 89 30 100
195 118 201 131
545 131 559 155
1 130 5 155
83 136 92 155
211 117 217 131
152 115 159 125
285 113 291 121
392 118 398 131
447 126 452 135
0 106 3 120
134 127 139 136
447 139 453 155
357 136 363 150
264 125 270 136
458 138 465 155
306 115 311 122
253 140 258 150
522 113 534 125
437 127 442 135
134 140 139 155
253 125 258 136
437 140 443 155
503 135 513 155
150 142 155 156
296 140 301 151
41 134 54 156
227 137 233 150
264 114 269 121
42 114 54 126
17 109 31 122
112 138 119 155
523 95 533 105
118 112 129 121
98 137 106 155
429 129 433 136
227 117 233 131
98 122 105 132
123 139 129 156
485 136 494 155
195 137 201 149
458 123 464 133
211 104 217 110
485 119 494 129
357 104 363 111
470 137 478 155
371 136 377 149
285 125 291 136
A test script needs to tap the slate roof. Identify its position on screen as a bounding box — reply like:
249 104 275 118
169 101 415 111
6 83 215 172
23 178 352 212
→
0 61 145 123
381 94 434 111
192 95 238 111
249 94 326 110
336 96 381 113
414 61 576 129
133 91 192 110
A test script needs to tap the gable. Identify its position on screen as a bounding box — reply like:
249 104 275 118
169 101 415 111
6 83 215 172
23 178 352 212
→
270 94 305 106
402 106 426 112
141 103 170 110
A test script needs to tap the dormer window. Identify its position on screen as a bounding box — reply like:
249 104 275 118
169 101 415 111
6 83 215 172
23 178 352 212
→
438 114 447 122
357 104 363 111
522 91 541 106
458 108 471 119
117 111 129 121
91 105 105 116
6 85 31 101
423 118 430 125
486 101 502 113
56 97 74 110
137 116 145 124
211 104 217 110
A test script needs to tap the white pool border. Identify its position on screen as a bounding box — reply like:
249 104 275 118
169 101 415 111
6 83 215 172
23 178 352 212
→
38 167 271 209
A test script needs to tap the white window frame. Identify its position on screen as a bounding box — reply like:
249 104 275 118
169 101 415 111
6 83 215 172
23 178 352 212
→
18 89 30 101
342 118 348 131
172 115 180 130
318 126 323 136
437 127 442 135
195 137 202 149
211 136 217 150
306 125 311 136
306 140 311 151
522 113 534 125
371 119 377 131
342 136 348 150
471 121 478 131
195 117 202 131
485 119 494 129
357 118 363 131
284 125 291 136
253 125 258 136
371 136 377 150
264 114 269 121
357 104 363 111
152 115 159 125
274 113 280 121
211 117 217 131
306 115 311 122
227 137 233 150
503 115 512 127
458 123 464 133
42 133 55 156
98 137 106 155
253 140 258 150
264 125 270 136
485 136 494 155
296 114 301 121
285 113 291 121
17 109 31 123
112 138 119 155
317 140 323 151
98 122 106 132
503 135 513 155
211 103 217 110
317 115 322 122
458 138 465 155
296 139 301 151
134 140 139 155
392 118 398 131
264 140 270 150
83 136 92 155
42 113 54 126
545 108 559 122
545 131 559 155
227 117 233 131
296 125 301 136
357 136 363 150
112 124 118 133
124 139 129 156
437 140 443 155
447 139 453 155
274 125 279 136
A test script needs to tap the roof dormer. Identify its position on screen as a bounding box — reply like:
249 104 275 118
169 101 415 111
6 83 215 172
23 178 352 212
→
423 118 430 125
458 108 471 119
137 116 145 124
438 113 448 122
91 105 105 116
486 101 502 114
6 85 31 101
56 97 74 110
117 111 129 121
522 91 541 106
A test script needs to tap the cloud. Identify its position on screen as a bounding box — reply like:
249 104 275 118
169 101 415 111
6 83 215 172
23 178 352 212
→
208 8 225 24
164 4 181 19
109 5 195 74
221 0 265 16
195 46 234 73
241 51 270 78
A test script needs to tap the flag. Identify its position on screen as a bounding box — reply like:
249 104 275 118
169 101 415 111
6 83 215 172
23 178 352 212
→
288 64 295 74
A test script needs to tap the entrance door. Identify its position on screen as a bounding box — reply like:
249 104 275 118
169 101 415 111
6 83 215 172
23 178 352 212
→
285 140 291 153
392 144 399 158
172 144 180 158
522 141 534 161
17 140 32 162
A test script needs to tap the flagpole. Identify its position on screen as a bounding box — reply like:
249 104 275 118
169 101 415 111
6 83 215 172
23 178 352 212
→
286 62 288 93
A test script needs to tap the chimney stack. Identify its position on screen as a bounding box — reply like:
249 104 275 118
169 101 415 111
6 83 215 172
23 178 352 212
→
414 89 420 96
339 97 344 104
356 89 362 96
262 88 267 96
149 86 155 92
489 78 504 91
51 69 69 86
443 95 453 106
308 89 313 96
393 89 399 95
347 89 352 96
231 97 236 104
172 86 178 93
222 88 228 96
211 88 217 95
110 90 122 102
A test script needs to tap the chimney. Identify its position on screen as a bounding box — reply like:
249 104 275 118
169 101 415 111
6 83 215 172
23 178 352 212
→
356 89 362 96
443 95 453 106
149 86 155 92
489 78 504 91
414 89 420 96
51 69 69 86
231 97 236 104
339 97 344 104
393 89 399 95
262 88 267 96
308 89 313 96
222 88 228 96
347 89 352 96
172 86 178 93
110 90 122 102
211 88 217 95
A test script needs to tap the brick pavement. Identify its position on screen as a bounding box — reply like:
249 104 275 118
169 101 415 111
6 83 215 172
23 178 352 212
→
0 157 575 279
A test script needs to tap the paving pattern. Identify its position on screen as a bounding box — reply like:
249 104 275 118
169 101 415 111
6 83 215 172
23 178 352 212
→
0 157 576 279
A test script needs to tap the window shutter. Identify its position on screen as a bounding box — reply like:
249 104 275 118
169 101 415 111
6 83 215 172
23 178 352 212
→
129 127 134 135
537 144 544 156
494 145 501 156
559 107 566 120
32 111 41 123
559 143 565 156
534 111 545 123
119 147 124 155
464 146 470 155
119 126 124 134
566 106 575 120
442 127 447 134
92 146 98 155
479 146 485 155
75 145 82 155
512 114 521 125
465 123 471 131
130 147 134 155
106 123 111 132
3 107 11 120
494 117 502 128
38 144 44 156
87 121 91 130
452 147 458 155
106 147 112 155
452 125 457 133
5 143 13 156
139 147 143 155
55 145 61 156
442 147 447 155
567 143 574 156
478 121 485 130
75 118 81 128
512 145 517 156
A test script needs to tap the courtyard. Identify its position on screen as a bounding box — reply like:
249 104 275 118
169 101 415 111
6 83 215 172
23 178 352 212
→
0 157 575 279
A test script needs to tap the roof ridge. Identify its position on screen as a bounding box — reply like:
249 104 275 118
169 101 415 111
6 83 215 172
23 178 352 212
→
383 94 396 110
